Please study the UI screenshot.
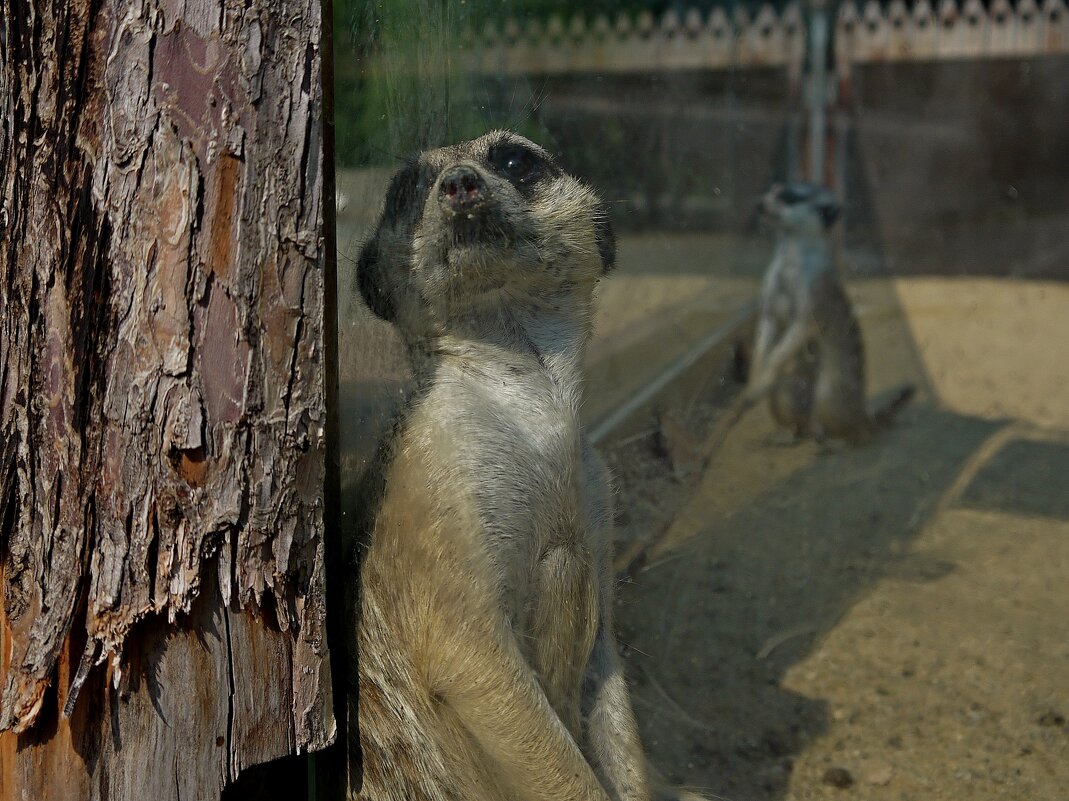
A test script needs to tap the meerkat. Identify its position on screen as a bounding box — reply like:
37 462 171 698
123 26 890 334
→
745 182 913 445
350 131 703 801
766 339 820 440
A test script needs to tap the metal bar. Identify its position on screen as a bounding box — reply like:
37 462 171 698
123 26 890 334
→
588 302 757 445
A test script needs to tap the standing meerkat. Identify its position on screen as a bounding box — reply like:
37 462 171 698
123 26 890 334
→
351 131 703 801
745 182 913 445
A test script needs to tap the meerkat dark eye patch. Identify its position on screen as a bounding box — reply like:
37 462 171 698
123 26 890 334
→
488 143 538 183
777 184 814 205
486 142 557 190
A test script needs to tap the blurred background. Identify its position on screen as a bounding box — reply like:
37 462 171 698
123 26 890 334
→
334 2 1069 799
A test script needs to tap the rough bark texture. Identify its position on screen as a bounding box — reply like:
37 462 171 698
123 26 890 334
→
0 0 335 798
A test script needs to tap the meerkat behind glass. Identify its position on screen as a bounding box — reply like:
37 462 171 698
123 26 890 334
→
350 131 705 801
747 182 912 444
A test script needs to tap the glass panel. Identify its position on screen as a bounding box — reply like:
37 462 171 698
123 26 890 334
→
335 2 1069 799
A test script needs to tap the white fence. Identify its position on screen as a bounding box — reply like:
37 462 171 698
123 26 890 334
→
837 0 1069 64
454 0 1069 80
462 5 806 81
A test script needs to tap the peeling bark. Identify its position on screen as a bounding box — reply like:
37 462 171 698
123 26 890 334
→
0 1 335 798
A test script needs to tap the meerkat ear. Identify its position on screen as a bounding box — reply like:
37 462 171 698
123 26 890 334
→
594 208 616 273
819 199 842 228
357 237 397 322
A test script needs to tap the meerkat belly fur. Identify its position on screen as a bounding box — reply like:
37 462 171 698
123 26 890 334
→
351 131 703 801
747 182 913 444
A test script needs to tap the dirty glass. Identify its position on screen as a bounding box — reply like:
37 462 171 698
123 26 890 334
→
334 1 1069 799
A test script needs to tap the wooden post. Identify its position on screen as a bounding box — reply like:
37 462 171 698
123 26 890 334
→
0 1 336 798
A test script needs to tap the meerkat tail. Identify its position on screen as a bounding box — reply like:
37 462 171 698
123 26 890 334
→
871 383 915 428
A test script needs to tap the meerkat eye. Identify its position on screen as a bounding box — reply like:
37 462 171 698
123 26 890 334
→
778 185 810 205
487 143 540 183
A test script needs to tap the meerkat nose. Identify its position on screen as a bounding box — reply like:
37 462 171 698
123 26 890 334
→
440 166 485 211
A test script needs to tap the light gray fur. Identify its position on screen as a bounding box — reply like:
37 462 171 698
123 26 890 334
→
747 182 912 444
351 132 702 801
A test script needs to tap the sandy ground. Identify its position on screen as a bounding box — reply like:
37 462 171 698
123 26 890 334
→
602 276 1069 801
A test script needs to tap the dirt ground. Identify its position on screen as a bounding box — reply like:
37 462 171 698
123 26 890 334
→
598 275 1069 801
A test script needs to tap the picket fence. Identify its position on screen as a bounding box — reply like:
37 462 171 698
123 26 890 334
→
453 0 1069 78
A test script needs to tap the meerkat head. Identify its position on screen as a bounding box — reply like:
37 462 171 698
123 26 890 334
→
759 182 841 235
357 130 615 338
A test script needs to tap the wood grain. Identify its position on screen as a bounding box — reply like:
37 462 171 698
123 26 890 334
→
0 0 335 797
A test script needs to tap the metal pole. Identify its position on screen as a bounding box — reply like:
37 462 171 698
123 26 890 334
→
806 0 830 184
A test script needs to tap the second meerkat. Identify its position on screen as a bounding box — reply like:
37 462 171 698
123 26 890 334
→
746 182 913 444
351 132 704 801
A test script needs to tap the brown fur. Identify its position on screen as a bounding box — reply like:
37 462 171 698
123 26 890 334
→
350 132 704 801
748 182 913 445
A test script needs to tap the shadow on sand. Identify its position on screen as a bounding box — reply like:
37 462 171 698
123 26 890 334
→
616 405 1009 801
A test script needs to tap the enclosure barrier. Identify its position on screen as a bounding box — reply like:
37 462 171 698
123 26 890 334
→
449 0 1069 82
461 5 807 83
837 0 1069 64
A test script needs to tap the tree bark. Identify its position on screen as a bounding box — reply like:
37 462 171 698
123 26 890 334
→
0 1 335 798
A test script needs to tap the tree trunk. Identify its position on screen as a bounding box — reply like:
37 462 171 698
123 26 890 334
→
0 1 336 798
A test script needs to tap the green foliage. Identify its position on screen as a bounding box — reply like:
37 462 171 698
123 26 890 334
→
333 0 500 165
332 0 677 166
